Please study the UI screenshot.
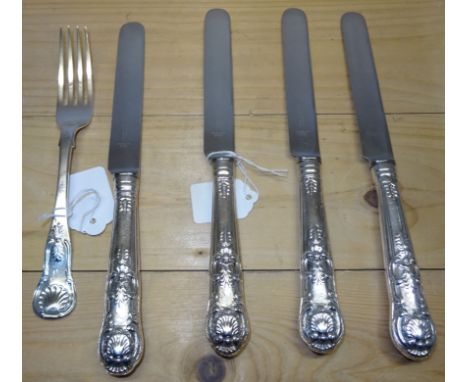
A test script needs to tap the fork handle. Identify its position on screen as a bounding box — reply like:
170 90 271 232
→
207 157 250 357
33 134 76 319
298 157 344 353
99 172 144 376
372 161 436 360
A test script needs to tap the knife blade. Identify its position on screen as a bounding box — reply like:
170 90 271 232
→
204 9 234 156
108 22 145 173
99 22 145 376
341 12 393 163
282 8 344 354
204 9 249 358
341 12 436 360
282 8 320 158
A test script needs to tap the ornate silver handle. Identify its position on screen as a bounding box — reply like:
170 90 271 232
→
207 157 250 357
99 173 144 376
298 157 344 353
33 135 76 319
372 161 436 360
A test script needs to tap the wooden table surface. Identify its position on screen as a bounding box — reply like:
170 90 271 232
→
22 0 445 381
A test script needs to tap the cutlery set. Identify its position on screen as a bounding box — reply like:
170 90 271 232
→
32 8 436 376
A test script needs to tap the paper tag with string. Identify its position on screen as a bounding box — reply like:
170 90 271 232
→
191 179 259 224
68 167 114 235
190 151 287 224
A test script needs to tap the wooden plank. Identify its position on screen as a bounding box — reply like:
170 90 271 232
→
23 114 444 271
23 0 444 116
22 270 445 382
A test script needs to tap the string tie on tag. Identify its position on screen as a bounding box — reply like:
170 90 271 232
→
206 150 288 194
38 189 101 231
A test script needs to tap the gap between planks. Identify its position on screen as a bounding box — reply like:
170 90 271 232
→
22 268 445 273
22 111 445 118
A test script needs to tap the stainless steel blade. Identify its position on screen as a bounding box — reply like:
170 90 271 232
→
282 8 320 158
108 22 145 173
204 9 234 156
341 12 394 163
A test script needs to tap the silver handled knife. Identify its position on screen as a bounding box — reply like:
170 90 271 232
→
341 12 436 360
204 8 250 357
98 22 145 376
282 8 344 354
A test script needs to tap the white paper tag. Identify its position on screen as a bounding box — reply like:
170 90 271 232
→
68 167 114 236
190 179 259 224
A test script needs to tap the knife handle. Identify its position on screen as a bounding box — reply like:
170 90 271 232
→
298 157 344 353
372 161 436 360
33 135 76 319
207 157 250 357
99 173 144 376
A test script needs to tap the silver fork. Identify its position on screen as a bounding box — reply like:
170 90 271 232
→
32 26 93 319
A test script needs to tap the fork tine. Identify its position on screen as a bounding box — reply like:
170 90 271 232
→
66 26 74 105
57 28 65 105
84 27 93 103
75 27 84 104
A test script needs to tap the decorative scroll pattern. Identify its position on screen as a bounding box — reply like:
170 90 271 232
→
382 177 399 200
208 230 248 357
299 158 344 353
216 177 232 199
33 125 78 320
33 220 76 318
48 223 67 261
118 195 134 213
99 173 143 376
304 175 319 195
207 158 249 358
373 162 436 360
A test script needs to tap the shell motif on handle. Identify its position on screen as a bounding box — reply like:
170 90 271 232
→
99 173 144 376
298 157 344 353
372 161 436 360
207 157 250 357
32 217 76 318
33 139 76 319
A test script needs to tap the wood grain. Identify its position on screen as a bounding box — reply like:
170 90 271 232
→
23 0 444 117
22 270 444 382
23 114 444 271
23 0 444 379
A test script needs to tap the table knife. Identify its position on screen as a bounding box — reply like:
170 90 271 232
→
204 9 250 357
282 8 344 354
341 12 436 360
98 22 145 375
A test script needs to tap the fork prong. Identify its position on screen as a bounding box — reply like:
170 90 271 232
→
75 27 84 104
57 28 65 105
83 27 93 104
66 26 75 105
